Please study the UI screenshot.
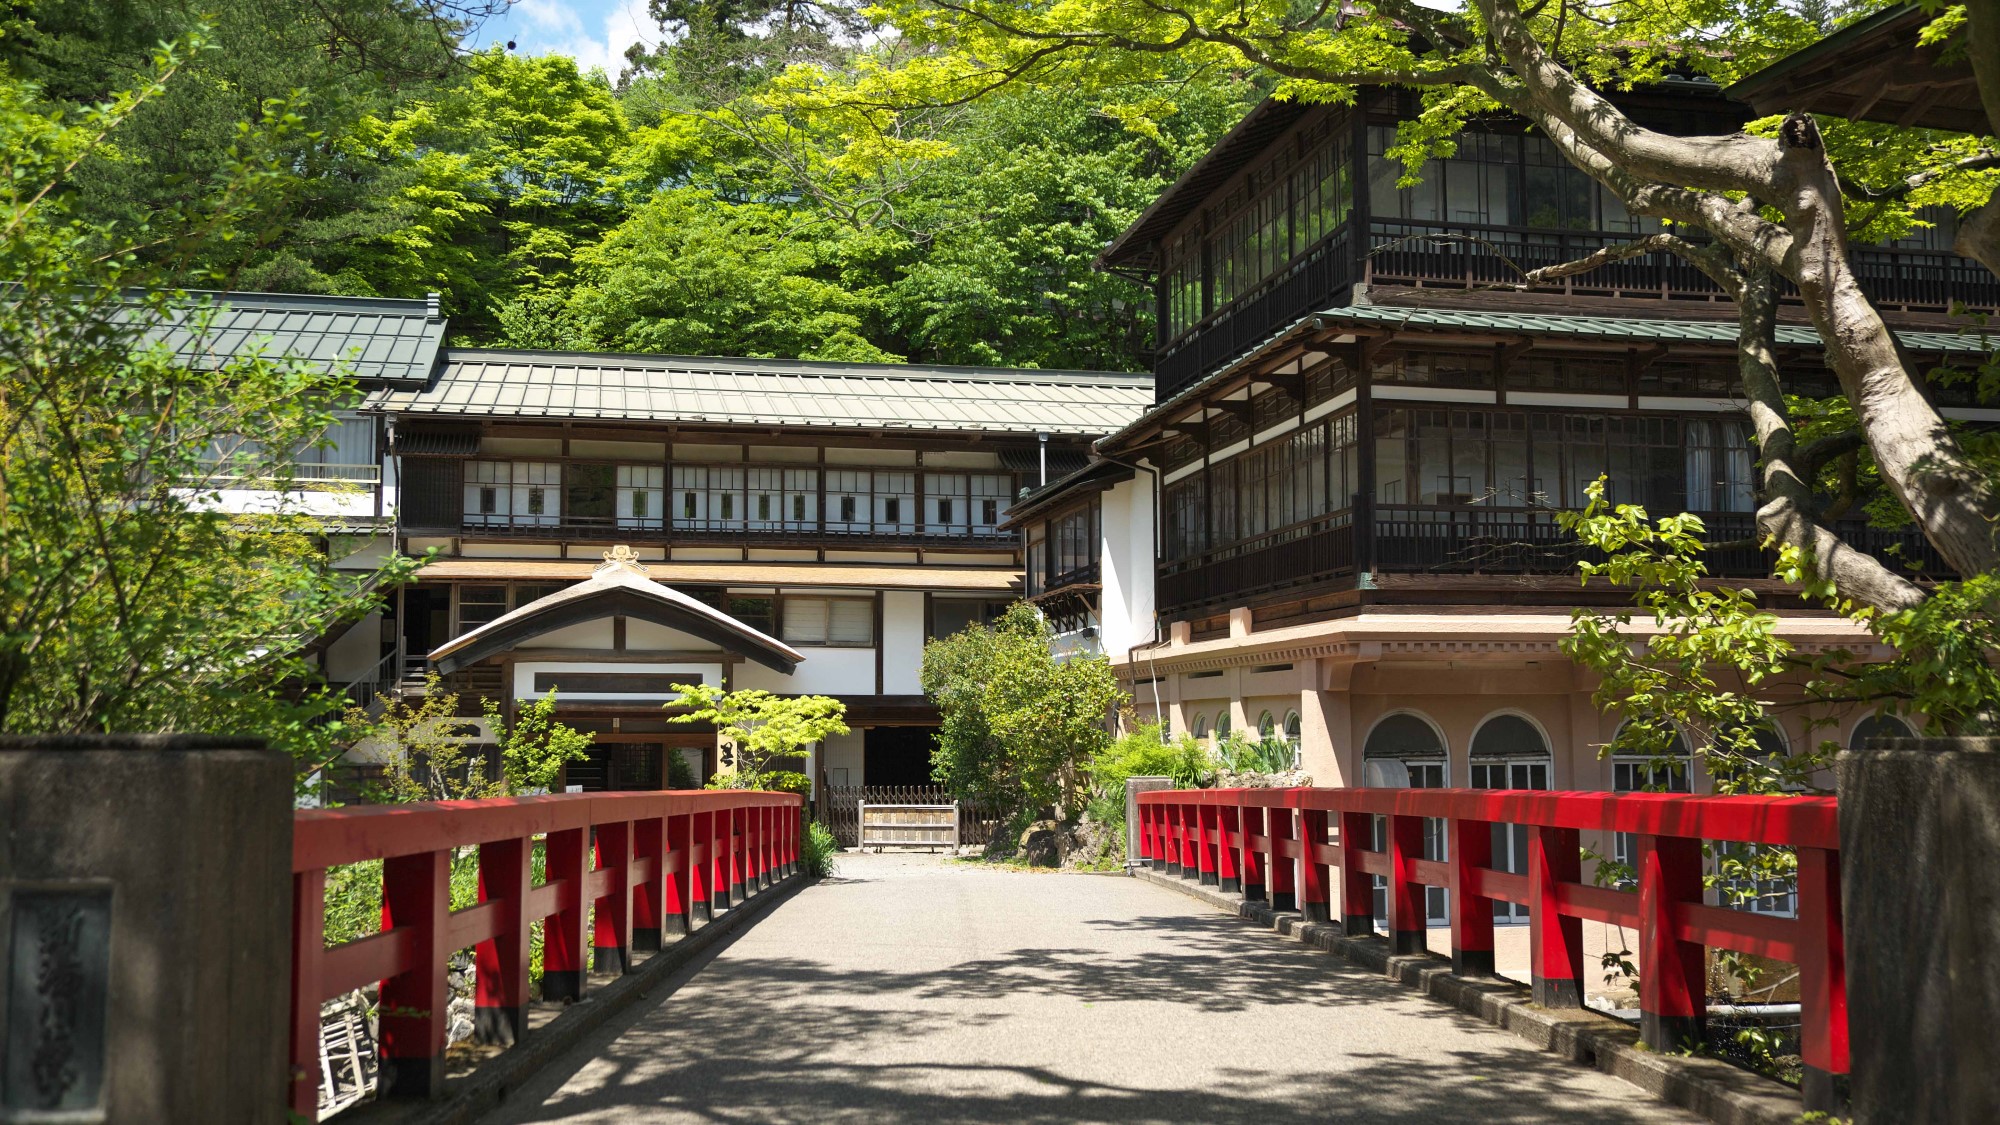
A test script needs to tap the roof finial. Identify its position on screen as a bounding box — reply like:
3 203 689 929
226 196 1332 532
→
599 544 649 575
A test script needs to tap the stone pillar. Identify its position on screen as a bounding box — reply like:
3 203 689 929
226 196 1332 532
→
1124 777 1172 868
1837 740 2000 1124
0 735 292 1123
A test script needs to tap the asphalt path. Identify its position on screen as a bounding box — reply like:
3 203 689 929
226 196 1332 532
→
482 852 1700 1124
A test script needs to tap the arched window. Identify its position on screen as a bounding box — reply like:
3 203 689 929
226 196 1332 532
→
1284 711 1302 753
1469 714 1551 790
1257 711 1277 741
1191 714 1210 740
1362 712 1447 788
1610 719 1693 794
1361 712 1449 924
1849 713 1913 749
1215 710 1232 739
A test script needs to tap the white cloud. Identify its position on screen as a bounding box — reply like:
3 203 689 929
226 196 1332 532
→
483 0 659 79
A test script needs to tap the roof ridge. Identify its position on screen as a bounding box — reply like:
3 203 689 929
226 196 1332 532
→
439 346 1153 386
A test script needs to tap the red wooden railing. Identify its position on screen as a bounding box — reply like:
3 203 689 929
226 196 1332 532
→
1136 787 1845 1111
289 789 803 1116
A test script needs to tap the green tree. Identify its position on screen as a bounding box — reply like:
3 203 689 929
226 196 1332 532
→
856 0 2000 669
487 690 596 794
665 683 850 784
920 603 1123 820
352 679 594 800
0 42 416 785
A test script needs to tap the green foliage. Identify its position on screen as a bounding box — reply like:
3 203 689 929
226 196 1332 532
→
0 39 415 784
1214 732 1297 776
668 747 700 789
703 768 812 795
921 602 1125 819
1089 722 1214 794
355 679 594 800
486 690 595 794
667 683 850 784
800 817 840 878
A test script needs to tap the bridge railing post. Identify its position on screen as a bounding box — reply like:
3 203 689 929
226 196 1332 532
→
1527 824 1583 1007
1216 801 1242 894
1796 845 1848 1112
1636 831 1706 1052
1448 815 1496 976
632 816 666 952
1176 799 1198 876
1267 802 1297 912
379 847 450 1097
1298 800 1331 924
288 867 327 1118
1338 810 1373 936
1239 797 1267 902
543 826 590 1002
593 819 633 974
474 836 532 1045
1386 812 1426 955
1195 801 1220 886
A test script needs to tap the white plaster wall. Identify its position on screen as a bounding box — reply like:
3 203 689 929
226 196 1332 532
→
325 612 383 682
512 660 722 701
624 620 723 650
531 620 617 649
462 542 562 558
1098 473 1157 657
735 648 876 695
820 730 865 787
880 591 926 694
204 488 381 520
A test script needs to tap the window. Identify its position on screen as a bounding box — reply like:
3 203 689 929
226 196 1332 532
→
981 498 1000 524
1051 502 1099 582
456 585 508 634
1258 711 1277 741
1192 714 1210 740
1850 713 1914 749
618 465 663 528
464 461 559 526
565 464 615 526
782 596 875 646
1283 712 1302 755
926 473 970 535
1215 710 1231 739
724 594 776 636
1362 712 1449 924
793 495 808 521
930 599 1009 639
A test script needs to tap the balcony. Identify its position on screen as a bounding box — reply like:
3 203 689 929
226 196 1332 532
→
1365 217 2000 313
1155 506 1947 615
425 513 1019 551
1150 216 2000 409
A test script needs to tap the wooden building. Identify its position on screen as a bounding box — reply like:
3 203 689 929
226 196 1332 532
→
1013 69 1994 839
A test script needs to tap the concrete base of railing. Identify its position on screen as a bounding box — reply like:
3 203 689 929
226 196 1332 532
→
1136 866 1809 1125
338 866 809 1125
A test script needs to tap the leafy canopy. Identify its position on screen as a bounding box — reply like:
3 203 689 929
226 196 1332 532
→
921 603 1124 819
666 683 851 782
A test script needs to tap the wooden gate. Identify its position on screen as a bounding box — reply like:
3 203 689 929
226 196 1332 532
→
859 801 959 849
817 782 1008 848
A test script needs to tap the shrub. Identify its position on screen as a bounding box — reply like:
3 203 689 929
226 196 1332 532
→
800 818 840 879
704 769 811 795
1089 722 1214 796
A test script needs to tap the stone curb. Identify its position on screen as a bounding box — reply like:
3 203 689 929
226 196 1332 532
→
1134 867 1812 1125
342 868 809 1125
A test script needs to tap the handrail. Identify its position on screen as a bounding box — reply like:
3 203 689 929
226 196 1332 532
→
1134 786 1846 1112
288 788 803 1115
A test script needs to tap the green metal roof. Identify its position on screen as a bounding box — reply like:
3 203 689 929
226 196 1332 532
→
1104 302 1998 454
1317 305 1998 354
133 290 446 385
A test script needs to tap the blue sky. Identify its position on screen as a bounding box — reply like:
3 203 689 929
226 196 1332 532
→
464 1 662 76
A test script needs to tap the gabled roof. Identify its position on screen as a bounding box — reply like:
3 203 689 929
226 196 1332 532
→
428 549 805 675
1725 4 1986 135
365 348 1155 436
135 290 446 386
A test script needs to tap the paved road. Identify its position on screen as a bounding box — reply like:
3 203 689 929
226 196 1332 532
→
485 853 1699 1124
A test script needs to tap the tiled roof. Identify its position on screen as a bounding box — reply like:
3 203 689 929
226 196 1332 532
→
1102 304 1999 453
1321 305 2000 353
136 290 445 385
365 348 1156 436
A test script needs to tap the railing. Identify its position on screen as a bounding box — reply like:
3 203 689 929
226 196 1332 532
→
1158 518 1355 613
451 516 1016 549
1135 786 1846 1111
1366 217 2000 312
289 789 802 1116
816 783 1005 848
